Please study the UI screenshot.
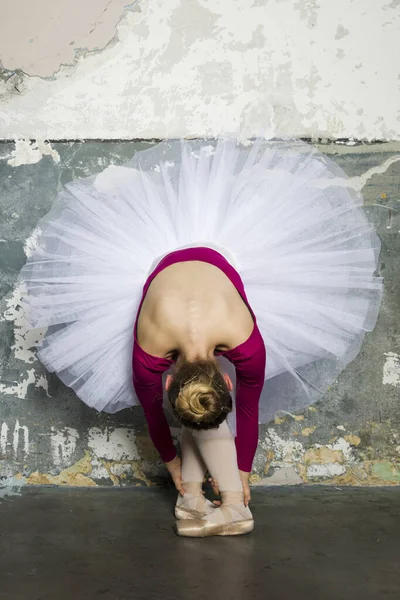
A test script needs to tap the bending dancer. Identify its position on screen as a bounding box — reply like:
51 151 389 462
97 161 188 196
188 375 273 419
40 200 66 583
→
133 248 265 536
20 139 383 537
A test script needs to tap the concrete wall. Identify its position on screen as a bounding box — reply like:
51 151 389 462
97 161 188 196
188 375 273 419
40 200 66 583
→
0 0 399 140
1 141 399 489
0 1 399 490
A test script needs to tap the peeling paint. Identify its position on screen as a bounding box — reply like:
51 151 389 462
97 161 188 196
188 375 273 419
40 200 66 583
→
0 0 135 77
0 369 35 398
254 467 303 486
301 426 317 437
315 155 400 193
371 462 400 483
0 476 25 500
96 458 153 487
8 442 153 488
50 427 79 467
3 285 47 365
262 429 305 465
0 420 29 458
307 463 346 478
346 155 400 191
0 422 9 456
261 419 400 486
344 434 361 447
304 446 344 466
0 368 48 400
0 1 399 140
26 451 96 487
7 139 60 167
324 461 400 486
88 427 140 461
382 352 400 387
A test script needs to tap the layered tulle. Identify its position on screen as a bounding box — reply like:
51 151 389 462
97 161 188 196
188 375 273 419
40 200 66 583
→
20 139 383 421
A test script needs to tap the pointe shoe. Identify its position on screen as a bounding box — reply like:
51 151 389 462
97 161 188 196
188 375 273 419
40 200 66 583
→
175 517 254 537
175 482 216 520
175 498 216 520
176 491 254 537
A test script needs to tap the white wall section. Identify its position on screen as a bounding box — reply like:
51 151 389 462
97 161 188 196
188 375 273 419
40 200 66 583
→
0 0 399 141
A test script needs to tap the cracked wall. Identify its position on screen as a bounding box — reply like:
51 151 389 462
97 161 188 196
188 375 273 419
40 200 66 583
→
0 141 399 489
0 0 135 78
0 0 399 140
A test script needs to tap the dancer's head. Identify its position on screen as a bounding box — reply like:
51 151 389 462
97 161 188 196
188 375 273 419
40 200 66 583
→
166 360 233 429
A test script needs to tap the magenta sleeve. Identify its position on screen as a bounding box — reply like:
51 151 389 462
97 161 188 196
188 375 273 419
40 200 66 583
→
224 326 266 472
132 345 177 463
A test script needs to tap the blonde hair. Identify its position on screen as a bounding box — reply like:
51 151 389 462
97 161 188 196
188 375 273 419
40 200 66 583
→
169 360 232 429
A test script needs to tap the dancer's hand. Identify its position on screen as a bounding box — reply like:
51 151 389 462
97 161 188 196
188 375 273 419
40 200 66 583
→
165 456 184 495
239 470 251 506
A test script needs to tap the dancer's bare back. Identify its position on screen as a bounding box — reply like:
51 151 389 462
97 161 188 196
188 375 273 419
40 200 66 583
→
137 261 254 359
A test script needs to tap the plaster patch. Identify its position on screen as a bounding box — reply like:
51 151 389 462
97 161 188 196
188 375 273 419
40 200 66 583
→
35 375 49 395
26 451 96 486
304 446 343 465
90 458 110 480
88 427 140 461
0 476 25 499
0 369 36 399
371 461 400 483
0 420 29 457
1 1 399 140
3 284 47 364
382 352 400 387
50 427 79 467
301 426 316 437
330 437 353 461
262 428 305 465
264 429 356 479
344 434 361 447
315 155 400 193
261 467 303 486
13 420 29 457
7 139 60 167
0 0 135 77
0 422 9 456
307 463 346 478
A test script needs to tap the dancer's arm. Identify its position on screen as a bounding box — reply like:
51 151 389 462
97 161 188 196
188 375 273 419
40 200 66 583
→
132 346 177 463
224 326 266 473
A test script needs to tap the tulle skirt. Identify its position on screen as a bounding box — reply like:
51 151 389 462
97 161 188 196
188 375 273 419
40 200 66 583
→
20 139 383 422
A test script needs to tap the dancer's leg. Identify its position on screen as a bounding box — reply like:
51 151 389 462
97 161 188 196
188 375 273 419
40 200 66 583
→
175 427 215 518
193 421 242 491
188 421 253 527
181 426 207 484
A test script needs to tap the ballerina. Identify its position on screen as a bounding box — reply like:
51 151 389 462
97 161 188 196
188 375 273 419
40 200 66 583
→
20 139 383 537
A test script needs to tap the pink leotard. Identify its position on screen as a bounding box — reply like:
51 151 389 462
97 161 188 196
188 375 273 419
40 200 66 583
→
132 248 266 472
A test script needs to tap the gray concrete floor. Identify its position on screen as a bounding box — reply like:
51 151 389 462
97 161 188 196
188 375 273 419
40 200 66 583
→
0 487 399 599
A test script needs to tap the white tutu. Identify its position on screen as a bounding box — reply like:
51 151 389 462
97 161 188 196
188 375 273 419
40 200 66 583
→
20 139 383 422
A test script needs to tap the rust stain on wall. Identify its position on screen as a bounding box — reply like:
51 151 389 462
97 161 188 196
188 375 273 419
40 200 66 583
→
303 447 344 465
25 451 96 486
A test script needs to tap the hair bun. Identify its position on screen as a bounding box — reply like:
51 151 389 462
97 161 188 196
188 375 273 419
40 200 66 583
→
168 359 232 429
176 382 218 421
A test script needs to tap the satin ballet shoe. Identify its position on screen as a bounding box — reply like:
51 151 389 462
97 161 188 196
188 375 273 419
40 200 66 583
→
176 491 254 537
175 482 217 520
175 517 254 537
175 504 216 520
